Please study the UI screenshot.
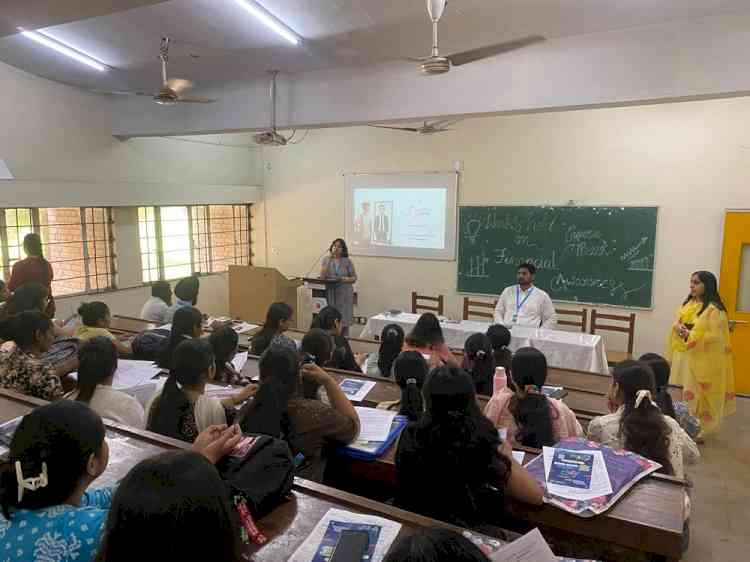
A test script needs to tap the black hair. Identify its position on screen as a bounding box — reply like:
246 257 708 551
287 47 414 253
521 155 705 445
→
405 313 445 348
22 233 44 258
311 305 343 332
509 348 554 448
613 362 674 475
238 344 299 447
329 238 349 258
151 281 172 304
0 401 105 519
638 353 676 420
684 270 726 315
486 324 513 375
157 306 203 369
77 301 110 327
76 336 119 404
98 451 240 562
464 333 495 396
251 302 293 356
209 326 239 383
393 351 428 422
0 310 53 349
2 282 49 318
174 275 200 305
299 328 333 399
518 262 537 275
378 323 405 378
148 339 214 442
384 528 490 562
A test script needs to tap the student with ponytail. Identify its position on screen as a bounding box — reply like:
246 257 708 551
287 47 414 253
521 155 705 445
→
299 328 334 399
238 343 359 481
588 362 699 478
486 324 513 375
250 302 295 356
74 302 132 356
483 347 581 448
156 306 203 369
311 306 361 373
147 339 256 443
461 333 495 395
71 337 145 428
366 323 405 378
377 351 428 421
0 310 74 400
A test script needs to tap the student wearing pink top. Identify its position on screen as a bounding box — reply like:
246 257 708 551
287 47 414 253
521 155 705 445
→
402 313 458 367
484 347 582 447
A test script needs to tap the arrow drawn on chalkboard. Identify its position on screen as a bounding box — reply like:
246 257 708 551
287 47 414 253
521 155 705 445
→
623 284 646 299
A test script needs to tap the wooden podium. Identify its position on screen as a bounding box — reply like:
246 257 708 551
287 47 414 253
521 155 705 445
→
228 266 302 324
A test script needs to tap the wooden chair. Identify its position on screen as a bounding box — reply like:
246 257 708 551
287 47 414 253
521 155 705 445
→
411 292 444 316
462 297 497 321
556 307 588 333
590 309 636 365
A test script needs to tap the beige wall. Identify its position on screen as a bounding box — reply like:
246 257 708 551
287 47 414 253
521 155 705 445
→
260 97 750 358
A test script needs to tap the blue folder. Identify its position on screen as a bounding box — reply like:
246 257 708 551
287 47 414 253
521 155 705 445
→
338 415 409 461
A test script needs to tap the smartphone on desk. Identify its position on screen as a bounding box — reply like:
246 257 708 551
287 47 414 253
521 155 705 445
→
329 530 369 562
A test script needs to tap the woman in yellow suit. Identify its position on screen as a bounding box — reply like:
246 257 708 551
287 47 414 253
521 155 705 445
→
667 271 736 436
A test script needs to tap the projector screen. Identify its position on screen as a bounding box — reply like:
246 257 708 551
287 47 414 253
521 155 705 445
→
345 172 458 260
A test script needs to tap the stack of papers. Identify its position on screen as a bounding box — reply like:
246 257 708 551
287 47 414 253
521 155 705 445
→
543 447 613 501
231 351 248 372
339 378 376 402
353 407 397 442
489 529 557 562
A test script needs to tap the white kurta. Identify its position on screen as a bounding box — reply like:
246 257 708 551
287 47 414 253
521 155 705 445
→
493 285 557 328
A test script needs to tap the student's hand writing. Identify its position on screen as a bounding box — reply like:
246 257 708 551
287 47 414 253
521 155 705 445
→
235 383 258 403
354 353 367 367
193 424 243 464
301 363 332 385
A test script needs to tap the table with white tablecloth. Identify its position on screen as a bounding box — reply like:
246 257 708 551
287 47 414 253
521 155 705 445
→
360 312 609 375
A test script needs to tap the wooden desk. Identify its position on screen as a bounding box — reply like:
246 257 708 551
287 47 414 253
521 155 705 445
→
0 389 518 560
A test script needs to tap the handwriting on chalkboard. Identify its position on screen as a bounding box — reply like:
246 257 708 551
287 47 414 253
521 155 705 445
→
620 237 649 262
551 273 646 300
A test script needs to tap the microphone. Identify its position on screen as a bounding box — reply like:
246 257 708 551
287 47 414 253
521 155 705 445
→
304 249 330 279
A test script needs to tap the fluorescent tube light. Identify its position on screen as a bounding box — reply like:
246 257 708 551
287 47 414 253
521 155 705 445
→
20 29 107 72
233 0 300 45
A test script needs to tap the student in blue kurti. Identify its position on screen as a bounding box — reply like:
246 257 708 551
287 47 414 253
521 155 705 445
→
0 401 112 562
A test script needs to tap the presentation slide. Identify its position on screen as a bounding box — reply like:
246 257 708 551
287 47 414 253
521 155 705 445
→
345 173 458 261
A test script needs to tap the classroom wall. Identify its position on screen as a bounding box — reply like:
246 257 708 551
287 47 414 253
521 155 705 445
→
259 96 750 358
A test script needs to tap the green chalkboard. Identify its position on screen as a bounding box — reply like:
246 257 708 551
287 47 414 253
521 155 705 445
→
457 206 658 308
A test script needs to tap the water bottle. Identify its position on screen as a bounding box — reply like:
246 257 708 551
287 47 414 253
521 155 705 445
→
493 367 507 396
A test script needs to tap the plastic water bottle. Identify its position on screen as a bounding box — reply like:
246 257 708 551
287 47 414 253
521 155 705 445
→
493 367 507 396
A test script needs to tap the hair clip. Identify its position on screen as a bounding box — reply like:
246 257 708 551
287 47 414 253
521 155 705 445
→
476 350 486 358
634 389 657 409
15 461 48 502
406 378 417 385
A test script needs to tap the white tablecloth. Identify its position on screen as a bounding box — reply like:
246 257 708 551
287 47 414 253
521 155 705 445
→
361 312 609 375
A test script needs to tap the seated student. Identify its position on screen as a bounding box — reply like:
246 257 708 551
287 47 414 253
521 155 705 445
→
587 362 700 479
639 353 701 440
209 326 250 386
402 313 459 367
147 339 256 443
0 282 73 339
311 306 361 373
365 323 404 378
483 347 582 448
250 302 295 356
299 328 334 400
0 311 75 400
163 275 200 323
140 280 172 323
461 333 495 396
71 336 145 428
395 365 543 527
238 343 359 482
156 306 203 369
98 448 241 562
0 401 112 562
486 324 513 375
384 528 491 562
74 302 132 356
377 351 428 422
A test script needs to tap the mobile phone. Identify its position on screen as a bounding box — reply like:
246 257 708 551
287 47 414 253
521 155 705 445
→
329 530 369 562
301 353 317 365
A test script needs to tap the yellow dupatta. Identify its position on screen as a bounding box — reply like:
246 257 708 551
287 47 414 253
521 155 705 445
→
667 300 702 356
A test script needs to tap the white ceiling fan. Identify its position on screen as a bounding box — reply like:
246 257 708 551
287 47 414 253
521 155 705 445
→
253 70 289 146
94 37 216 105
369 118 461 135
408 0 545 75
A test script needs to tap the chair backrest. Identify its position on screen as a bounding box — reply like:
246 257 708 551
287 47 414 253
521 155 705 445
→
556 307 588 333
462 297 497 321
590 309 636 353
411 291 444 316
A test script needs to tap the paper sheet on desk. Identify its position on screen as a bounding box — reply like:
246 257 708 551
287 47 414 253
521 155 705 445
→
69 360 161 390
157 323 171 331
354 407 396 442
543 447 612 500
339 378 376 402
232 351 248 373
489 528 556 562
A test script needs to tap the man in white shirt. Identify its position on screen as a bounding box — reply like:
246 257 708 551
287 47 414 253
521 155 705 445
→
494 263 557 329
140 281 172 323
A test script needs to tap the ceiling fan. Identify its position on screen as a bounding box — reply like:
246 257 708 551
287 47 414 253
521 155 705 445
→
95 37 216 105
369 119 461 135
253 70 289 146
408 0 546 75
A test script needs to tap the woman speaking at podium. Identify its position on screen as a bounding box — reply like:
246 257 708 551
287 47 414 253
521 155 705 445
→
320 238 357 336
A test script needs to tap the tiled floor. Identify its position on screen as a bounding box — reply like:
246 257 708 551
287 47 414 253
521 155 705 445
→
683 396 750 561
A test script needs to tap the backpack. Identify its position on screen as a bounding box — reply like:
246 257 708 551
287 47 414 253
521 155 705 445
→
131 328 171 361
216 433 294 518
